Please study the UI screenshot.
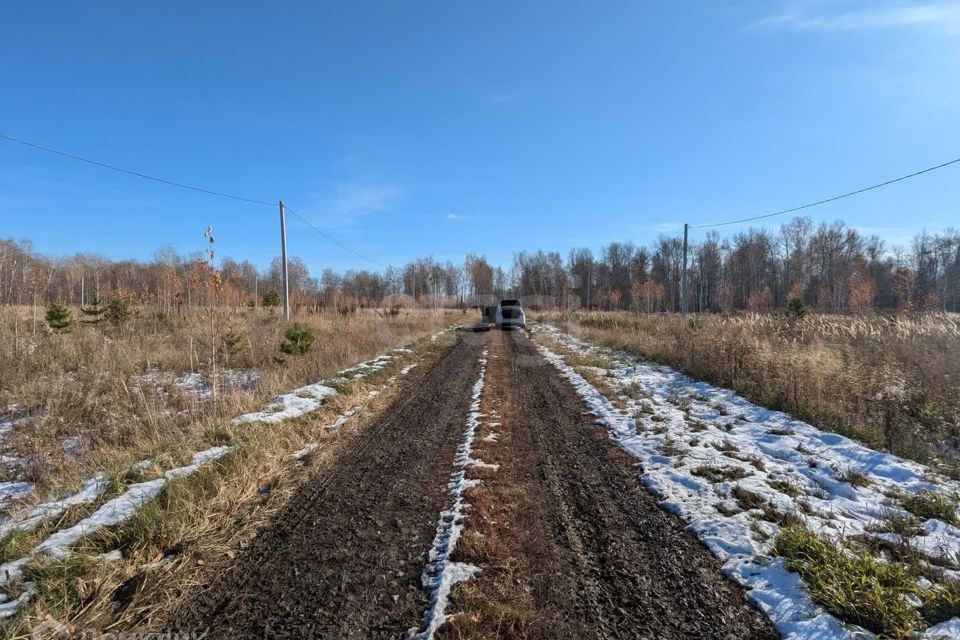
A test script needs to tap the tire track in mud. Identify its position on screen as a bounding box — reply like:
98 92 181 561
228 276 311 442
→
173 326 776 639
455 330 778 639
173 330 487 639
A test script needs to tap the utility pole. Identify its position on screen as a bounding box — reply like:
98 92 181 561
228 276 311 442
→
680 223 689 314
586 266 591 310
279 200 291 321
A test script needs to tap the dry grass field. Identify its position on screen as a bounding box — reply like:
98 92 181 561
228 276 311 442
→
0 306 460 490
0 305 463 636
536 311 960 472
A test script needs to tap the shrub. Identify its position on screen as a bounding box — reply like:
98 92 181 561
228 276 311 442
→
45 302 72 332
838 468 871 488
280 324 316 355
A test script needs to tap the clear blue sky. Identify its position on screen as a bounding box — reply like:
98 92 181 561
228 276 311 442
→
1 1 958 273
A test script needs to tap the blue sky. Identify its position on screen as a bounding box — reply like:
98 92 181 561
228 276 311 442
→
1 1 959 272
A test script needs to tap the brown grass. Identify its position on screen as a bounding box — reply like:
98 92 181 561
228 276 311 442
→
536 311 960 470
0 306 462 638
0 306 460 493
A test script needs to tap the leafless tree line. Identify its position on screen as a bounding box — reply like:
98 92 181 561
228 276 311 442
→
1 217 958 313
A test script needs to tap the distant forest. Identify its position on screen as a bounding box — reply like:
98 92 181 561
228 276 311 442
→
1 217 958 313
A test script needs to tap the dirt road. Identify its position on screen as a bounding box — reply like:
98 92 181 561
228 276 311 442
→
176 334 485 639
175 328 776 639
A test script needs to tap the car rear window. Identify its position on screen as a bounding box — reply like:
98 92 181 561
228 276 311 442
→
500 299 520 306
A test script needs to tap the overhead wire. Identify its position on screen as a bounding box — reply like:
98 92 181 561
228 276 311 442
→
0 131 275 206
690 156 960 229
0 131 388 267
4 130 958 258
283 206 389 268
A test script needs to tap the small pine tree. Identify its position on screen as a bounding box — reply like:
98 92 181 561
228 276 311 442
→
280 324 316 355
786 295 808 320
45 302 72 332
262 291 281 308
106 297 131 325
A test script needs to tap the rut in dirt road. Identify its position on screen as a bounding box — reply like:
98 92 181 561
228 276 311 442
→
468 330 778 640
173 331 486 640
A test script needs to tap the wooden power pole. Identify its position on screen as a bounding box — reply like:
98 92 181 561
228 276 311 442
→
279 200 291 321
681 223 689 314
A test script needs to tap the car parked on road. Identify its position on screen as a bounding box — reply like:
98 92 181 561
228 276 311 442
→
495 299 526 330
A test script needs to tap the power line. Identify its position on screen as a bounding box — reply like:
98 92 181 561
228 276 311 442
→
0 131 274 206
284 206 389 268
691 156 960 230
0 130 388 267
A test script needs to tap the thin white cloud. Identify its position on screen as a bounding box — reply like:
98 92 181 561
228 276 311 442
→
753 2 960 33
292 182 404 231
446 213 475 221
330 183 403 217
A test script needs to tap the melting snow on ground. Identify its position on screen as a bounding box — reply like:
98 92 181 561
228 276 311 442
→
234 350 407 425
233 382 339 425
413 348 493 640
137 368 263 401
0 337 430 619
535 324 960 640
0 481 33 509
0 474 109 539
0 446 231 618
0 415 41 498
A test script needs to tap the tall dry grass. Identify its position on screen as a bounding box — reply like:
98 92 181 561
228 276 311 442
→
538 311 960 470
0 305 461 495
0 326 460 638
0 305 463 637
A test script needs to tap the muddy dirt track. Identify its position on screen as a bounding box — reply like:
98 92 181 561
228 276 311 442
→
490 330 776 639
175 327 777 639
176 334 485 639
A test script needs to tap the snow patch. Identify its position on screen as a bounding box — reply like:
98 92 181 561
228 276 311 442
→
536 324 960 640
0 446 231 617
137 368 263 401
233 383 339 425
291 442 321 460
233 348 413 425
413 349 490 639
0 474 109 539
0 481 33 508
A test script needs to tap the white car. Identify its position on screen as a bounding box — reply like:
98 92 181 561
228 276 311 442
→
495 299 526 330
